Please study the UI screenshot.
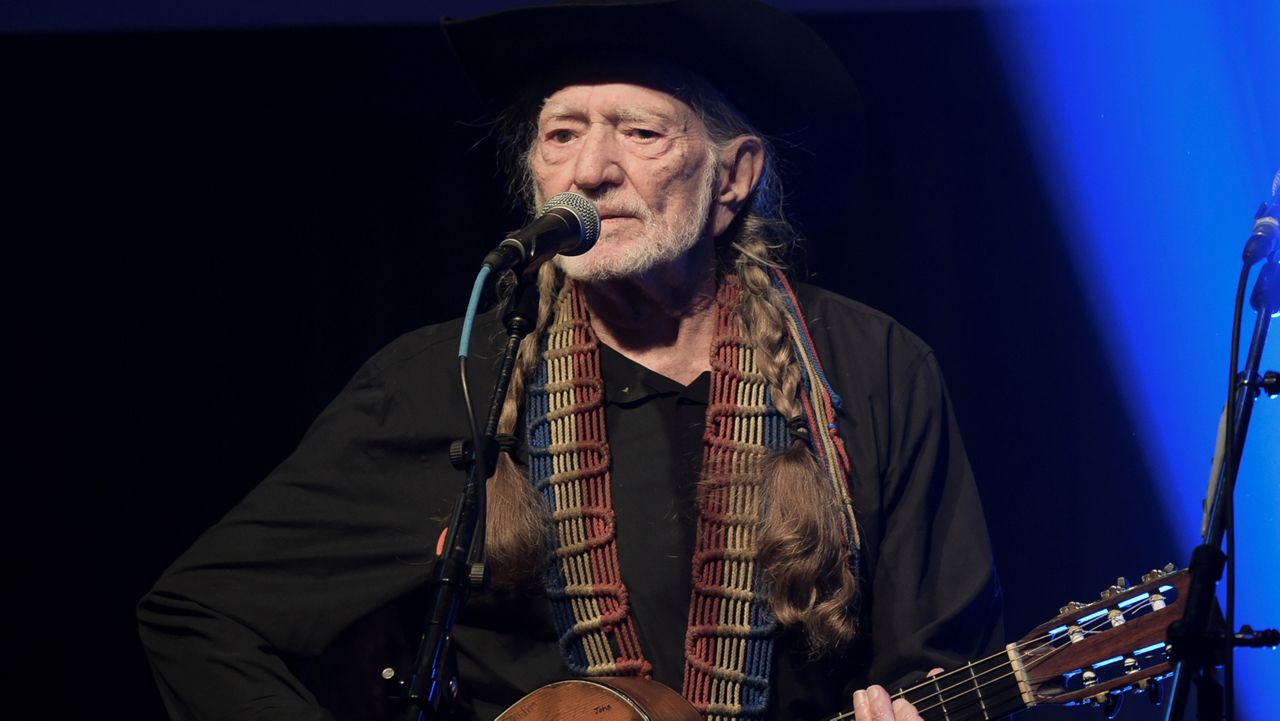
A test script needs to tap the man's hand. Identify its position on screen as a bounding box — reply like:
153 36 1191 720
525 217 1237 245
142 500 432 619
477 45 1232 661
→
851 685 920 721
851 668 943 721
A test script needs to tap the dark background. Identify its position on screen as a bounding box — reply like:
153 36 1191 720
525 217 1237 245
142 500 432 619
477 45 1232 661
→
10 8 1177 720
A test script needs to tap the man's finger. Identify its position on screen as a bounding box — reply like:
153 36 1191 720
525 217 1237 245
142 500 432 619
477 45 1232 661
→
853 677 935 721
891 697 924 721
855 685 893 721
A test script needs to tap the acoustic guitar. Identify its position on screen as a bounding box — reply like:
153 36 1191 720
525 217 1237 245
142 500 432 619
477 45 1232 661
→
495 565 1188 721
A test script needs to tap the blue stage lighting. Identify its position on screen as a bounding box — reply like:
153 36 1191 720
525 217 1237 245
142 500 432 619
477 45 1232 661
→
985 3 1279 719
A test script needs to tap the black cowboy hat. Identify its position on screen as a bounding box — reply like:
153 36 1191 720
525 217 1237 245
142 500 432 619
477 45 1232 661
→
441 0 864 231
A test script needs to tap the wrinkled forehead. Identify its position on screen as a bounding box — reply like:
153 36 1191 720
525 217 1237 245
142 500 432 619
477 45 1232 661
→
537 83 697 127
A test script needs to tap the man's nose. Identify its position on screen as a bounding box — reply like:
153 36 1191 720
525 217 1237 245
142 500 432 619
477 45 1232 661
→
571 126 624 192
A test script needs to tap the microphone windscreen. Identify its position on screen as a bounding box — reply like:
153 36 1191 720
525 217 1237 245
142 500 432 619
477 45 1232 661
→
540 192 600 254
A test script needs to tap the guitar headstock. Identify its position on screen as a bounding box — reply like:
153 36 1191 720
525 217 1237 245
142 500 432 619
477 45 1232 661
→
1009 564 1188 710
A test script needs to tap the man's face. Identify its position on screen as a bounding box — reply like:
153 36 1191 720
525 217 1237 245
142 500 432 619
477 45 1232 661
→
530 83 718 282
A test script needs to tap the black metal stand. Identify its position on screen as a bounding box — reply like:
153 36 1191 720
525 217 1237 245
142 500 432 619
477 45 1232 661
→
1164 255 1280 721
394 273 541 721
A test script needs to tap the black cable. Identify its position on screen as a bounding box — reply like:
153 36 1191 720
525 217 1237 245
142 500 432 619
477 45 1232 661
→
1222 263 1250 721
1226 495 1234 721
458 356 483 468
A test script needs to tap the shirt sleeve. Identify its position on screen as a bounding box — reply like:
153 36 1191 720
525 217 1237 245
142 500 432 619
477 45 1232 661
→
863 350 1004 692
137 332 467 721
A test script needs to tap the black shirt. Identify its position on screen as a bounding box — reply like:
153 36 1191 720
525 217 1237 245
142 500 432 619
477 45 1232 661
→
598 342 706 691
138 284 1003 721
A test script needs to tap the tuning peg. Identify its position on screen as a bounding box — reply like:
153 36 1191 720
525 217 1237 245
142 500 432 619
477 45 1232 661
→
1100 577 1129 600
1099 693 1123 719
1061 600 1087 615
1150 591 1167 611
1142 563 1177 584
1069 624 1085 643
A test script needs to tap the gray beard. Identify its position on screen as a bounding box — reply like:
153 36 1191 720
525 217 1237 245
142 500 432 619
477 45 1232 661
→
552 164 718 283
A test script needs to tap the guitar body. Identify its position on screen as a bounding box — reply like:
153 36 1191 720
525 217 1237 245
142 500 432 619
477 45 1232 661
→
497 677 700 721
493 565 1190 721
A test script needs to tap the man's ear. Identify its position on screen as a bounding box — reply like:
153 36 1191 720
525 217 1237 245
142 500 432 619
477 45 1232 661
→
709 135 764 238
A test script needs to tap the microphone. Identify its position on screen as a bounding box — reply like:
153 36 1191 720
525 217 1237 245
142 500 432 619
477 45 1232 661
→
1242 169 1280 265
482 192 600 273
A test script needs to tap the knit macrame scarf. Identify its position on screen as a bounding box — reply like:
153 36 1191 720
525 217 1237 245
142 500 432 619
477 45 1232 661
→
522 271 857 721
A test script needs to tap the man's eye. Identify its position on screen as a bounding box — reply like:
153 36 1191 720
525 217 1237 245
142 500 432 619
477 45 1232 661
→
628 128 661 141
547 129 576 143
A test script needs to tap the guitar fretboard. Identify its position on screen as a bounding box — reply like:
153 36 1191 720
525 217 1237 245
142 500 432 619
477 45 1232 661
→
892 653 1025 721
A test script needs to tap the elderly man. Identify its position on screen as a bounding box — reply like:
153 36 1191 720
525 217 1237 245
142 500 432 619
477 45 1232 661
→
139 2 1002 721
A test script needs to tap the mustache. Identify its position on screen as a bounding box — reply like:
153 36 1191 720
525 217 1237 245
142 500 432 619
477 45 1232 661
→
583 191 652 222
530 188 652 222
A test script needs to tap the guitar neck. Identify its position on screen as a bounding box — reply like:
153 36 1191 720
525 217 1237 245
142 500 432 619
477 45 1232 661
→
829 649 1029 721
897 650 1028 721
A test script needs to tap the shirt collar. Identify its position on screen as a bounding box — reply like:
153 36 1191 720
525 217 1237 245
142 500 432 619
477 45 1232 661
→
598 342 710 406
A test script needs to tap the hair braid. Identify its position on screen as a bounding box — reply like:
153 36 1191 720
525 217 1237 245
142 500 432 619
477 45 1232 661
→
733 227 859 655
485 264 564 587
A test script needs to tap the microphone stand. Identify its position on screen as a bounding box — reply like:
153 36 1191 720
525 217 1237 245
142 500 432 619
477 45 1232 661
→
395 272 541 721
1164 253 1280 721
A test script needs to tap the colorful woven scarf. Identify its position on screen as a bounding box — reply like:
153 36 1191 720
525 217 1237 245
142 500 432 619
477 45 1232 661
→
523 271 856 720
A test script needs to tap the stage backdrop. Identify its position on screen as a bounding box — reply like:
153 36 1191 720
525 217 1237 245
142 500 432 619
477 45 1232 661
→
8 2 1275 720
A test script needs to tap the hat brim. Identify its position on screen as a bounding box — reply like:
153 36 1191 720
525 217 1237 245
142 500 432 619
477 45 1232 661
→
442 0 864 231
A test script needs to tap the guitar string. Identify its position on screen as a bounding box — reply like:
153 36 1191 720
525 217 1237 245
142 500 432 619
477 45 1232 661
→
907 595 1165 717
904 595 1165 718
826 623 1143 721
823 593 1166 721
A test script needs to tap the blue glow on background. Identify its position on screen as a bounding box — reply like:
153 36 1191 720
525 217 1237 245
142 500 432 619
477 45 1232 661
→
1136 642 1168 656
1078 609 1110 625
1094 655 1125 669
1119 592 1150 608
986 3 1278 719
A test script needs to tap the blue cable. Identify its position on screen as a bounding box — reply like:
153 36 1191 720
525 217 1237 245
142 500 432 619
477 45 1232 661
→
458 265 492 359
